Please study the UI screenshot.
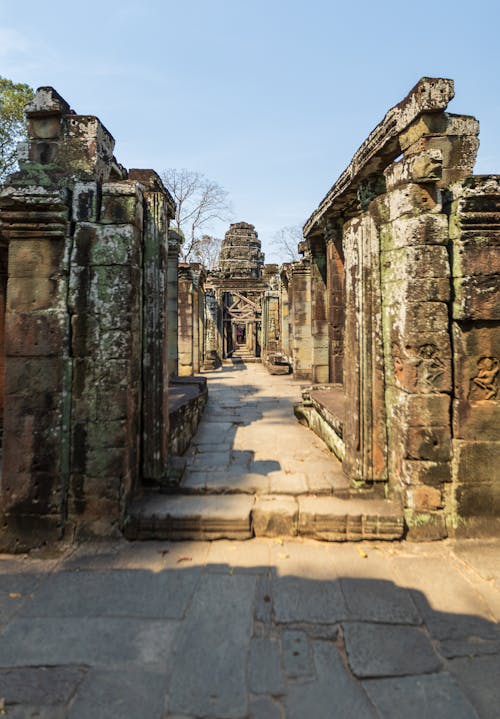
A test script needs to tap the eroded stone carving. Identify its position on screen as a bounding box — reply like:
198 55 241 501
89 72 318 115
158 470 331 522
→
469 356 499 401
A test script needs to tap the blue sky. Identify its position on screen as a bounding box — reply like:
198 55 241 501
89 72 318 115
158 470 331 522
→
1 0 499 262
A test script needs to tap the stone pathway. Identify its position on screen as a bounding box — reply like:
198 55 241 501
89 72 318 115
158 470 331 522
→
0 537 499 717
127 364 403 540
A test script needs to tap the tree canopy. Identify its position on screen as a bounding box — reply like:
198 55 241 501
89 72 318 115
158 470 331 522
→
0 77 34 184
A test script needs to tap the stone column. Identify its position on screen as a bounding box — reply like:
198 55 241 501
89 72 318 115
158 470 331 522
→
178 264 194 376
167 229 182 377
0 186 71 550
309 237 329 383
289 261 312 380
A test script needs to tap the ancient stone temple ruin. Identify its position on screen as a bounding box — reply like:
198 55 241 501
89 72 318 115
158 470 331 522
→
0 87 208 550
290 77 499 538
0 77 498 550
204 222 275 363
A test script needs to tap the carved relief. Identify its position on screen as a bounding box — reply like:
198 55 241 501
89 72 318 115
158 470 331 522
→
415 344 445 389
469 356 499 401
392 341 445 391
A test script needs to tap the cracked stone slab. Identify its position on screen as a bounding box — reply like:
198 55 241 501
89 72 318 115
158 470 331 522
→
167 573 256 718
285 641 376 719
125 494 254 540
362 673 480 719
343 622 442 678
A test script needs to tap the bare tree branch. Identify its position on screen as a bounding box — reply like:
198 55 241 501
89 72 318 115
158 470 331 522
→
161 168 232 262
271 225 303 263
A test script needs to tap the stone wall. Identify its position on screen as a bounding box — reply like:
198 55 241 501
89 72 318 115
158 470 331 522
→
0 87 175 549
302 78 500 537
178 263 206 376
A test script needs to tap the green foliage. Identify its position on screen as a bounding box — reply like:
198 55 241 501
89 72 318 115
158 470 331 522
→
0 76 34 183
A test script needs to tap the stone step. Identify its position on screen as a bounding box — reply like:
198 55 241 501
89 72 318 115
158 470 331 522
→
125 493 404 542
125 494 254 540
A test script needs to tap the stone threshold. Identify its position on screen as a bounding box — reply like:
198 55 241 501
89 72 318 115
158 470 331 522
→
124 494 404 541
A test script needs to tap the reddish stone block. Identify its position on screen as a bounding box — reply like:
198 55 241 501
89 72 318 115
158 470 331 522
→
406 425 451 462
8 239 65 278
405 484 443 511
5 312 64 357
7 277 59 312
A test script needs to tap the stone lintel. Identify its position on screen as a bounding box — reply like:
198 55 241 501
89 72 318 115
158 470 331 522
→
304 77 455 236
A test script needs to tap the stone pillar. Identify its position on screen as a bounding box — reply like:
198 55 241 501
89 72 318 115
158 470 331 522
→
167 229 182 377
0 186 71 549
309 237 329 383
178 264 194 376
449 177 500 535
68 181 144 535
203 287 221 369
289 261 312 380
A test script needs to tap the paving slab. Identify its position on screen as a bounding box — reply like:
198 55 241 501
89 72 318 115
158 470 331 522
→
273 575 346 624
249 697 282 719
0 617 178 668
167 573 256 718
343 622 442 678
340 577 421 624
447 654 500 719
0 665 87 705
248 637 285 694
362 673 479 719
281 630 315 679
68 667 169 719
22 568 199 619
285 641 376 719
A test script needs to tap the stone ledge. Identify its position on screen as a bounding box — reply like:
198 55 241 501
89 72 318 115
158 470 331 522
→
297 497 404 541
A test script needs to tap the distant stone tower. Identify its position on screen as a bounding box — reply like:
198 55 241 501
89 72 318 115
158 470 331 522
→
217 222 265 278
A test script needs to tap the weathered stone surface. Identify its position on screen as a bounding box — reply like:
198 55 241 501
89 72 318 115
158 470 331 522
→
0 665 86 705
125 494 254 540
0 617 178 667
272 575 346 623
167 574 255 718
248 637 284 694
22 568 199 619
363 673 479 719
447 654 500 719
285 641 376 719
252 495 298 537
282 630 315 679
297 497 404 540
340 578 421 624
343 622 442 678
68 667 168 719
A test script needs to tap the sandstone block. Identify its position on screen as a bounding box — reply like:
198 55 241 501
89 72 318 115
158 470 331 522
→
7 277 59 312
406 425 451 462
405 484 443 511
5 312 63 356
8 239 65 278
252 495 298 537
401 460 452 486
